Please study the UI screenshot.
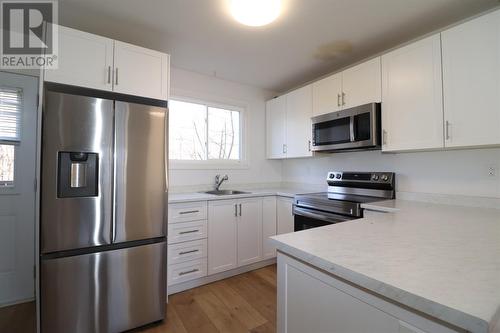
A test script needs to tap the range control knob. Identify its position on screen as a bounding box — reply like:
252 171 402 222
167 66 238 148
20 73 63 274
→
381 174 389 182
336 173 342 179
329 173 335 179
372 174 379 181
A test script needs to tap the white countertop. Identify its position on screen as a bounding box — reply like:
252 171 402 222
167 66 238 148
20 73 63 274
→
271 199 500 333
168 187 319 203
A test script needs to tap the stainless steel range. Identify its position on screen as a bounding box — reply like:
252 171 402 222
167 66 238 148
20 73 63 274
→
293 171 395 231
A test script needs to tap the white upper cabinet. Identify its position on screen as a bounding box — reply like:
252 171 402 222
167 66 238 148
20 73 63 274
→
286 84 313 158
312 73 342 116
442 10 500 148
311 57 381 117
342 57 382 109
44 26 169 100
381 34 444 152
45 26 114 91
113 41 169 100
266 96 287 159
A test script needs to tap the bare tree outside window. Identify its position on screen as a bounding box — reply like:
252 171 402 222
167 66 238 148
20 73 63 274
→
0 144 14 184
169 99 241 161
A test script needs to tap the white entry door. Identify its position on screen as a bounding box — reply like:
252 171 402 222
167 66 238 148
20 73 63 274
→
0 72 38 306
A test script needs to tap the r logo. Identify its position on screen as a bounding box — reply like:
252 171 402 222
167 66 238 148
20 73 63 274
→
1 1 53 54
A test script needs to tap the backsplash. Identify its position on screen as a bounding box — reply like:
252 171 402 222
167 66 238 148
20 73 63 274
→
282 148 500 198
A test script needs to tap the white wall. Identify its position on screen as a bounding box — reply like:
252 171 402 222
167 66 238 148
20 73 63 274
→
169 67 282 190
282 148 500 198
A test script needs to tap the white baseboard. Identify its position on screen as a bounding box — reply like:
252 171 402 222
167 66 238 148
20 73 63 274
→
167 258 276 296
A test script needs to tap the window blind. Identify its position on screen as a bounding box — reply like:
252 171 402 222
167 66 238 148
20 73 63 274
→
0 87 22 143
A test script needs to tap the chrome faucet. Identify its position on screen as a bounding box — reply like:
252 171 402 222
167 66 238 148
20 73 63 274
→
214 174 229 191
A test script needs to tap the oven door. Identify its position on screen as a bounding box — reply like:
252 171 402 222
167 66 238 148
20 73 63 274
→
293 205 353 232
311 103 380 152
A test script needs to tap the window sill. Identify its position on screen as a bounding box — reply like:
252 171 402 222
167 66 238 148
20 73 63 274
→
169 160 249 170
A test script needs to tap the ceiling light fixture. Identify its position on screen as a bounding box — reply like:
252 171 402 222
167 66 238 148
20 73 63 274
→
230 0 281 27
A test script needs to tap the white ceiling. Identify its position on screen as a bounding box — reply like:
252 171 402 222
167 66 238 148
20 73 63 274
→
58 0 499 92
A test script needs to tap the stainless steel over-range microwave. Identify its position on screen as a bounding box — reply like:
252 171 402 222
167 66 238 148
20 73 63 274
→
311 103 381 152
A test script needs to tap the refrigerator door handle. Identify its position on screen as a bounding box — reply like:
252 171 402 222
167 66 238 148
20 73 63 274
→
112 102 117 243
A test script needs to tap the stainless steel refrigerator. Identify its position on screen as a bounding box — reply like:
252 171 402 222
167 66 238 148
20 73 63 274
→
40 83 167 333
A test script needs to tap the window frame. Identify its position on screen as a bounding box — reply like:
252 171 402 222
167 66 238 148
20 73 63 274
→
168 95 248 170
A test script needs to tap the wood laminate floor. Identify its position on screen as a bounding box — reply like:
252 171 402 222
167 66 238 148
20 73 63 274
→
0 264 277 333
138 264 277 333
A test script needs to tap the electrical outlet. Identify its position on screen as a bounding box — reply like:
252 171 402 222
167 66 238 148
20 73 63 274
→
488 165 498 177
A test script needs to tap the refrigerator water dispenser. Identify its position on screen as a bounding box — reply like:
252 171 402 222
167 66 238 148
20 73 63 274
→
57 152 98 198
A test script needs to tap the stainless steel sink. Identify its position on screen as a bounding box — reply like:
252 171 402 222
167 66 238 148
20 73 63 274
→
203 190 250 196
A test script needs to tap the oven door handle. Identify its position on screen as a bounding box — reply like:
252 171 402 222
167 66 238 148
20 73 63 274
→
293 205 351 224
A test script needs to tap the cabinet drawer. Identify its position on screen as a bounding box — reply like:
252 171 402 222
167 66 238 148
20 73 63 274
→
168 239 207 265
168 220 207 244
168 258 207 286
168 201 207 223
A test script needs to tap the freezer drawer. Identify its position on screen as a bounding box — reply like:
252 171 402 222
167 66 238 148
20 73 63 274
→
41 242 166 333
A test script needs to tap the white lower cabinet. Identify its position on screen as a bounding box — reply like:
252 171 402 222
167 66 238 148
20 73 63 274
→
237 198 263 266
168 239 207 265
208 198 264 275
262 197 277 259
168 258 208 286
167 201 209 287
277 197 294 235
278 253 458 333
207 200 239 275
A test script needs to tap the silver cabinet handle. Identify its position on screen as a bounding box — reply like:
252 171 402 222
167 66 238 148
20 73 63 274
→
308 140 311 151
337 94 341 107
179 210 199 215
234 204 237 217
179 229 199 235
445 121 450 140
115 67 119 85
382 129 388 145
179 249 199 255
341 92 346 106
239 203 242 216
179 268 199 276
283 144 287 154
107 66 111 84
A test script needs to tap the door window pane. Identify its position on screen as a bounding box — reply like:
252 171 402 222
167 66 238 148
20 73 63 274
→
0 144 14 185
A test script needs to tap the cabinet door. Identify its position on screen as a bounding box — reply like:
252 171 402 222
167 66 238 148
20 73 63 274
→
113 41 169 100
312 73 342 116
442 10 500 148
208 200 237 275
237 198 263 266
262 197 277 259
342 57 382 109
381 34 444 152
277 197 294 235
44 26 113 91
286 85 313 158
266 96 287 159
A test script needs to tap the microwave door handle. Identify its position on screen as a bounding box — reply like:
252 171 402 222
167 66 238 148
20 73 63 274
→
349 116 355 142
